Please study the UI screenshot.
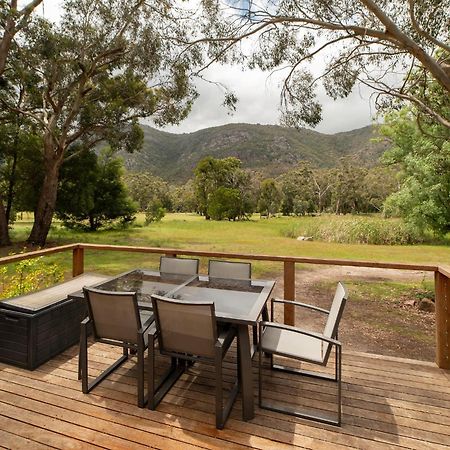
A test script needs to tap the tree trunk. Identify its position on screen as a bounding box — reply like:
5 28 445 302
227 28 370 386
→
5 130 19 224
89 214 96 231
0 196 11 246
27 152 62 246
0 1 16 76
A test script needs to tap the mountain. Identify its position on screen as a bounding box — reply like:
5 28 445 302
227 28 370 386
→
119 123 390 183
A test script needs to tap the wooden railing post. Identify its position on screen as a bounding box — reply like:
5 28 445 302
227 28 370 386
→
284 261 296 326
72 247 84 277
435 271 450 369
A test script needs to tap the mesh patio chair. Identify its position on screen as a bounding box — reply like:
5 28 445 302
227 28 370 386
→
208 259 251 280
209 259 265 348
258 282 348 426
78 287 154 408
159 256 199 275
148 294 239 429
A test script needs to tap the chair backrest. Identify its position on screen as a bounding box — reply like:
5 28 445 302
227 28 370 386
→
151 294 217 358
83 287 141 344
159 256 199 275
322 282 348 361
208 260 251 280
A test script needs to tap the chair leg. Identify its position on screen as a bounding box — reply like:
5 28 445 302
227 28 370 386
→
337 345 342 426
258 336 263 408
82 339 128 395
137 341 145 408
261 347 343 426
79 323 87 388
272 359 338 382
148 334 156 410
215 346 240 429
215 350 224 429
148 355 185 410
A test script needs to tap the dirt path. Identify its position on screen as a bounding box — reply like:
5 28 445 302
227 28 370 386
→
271 266 435 362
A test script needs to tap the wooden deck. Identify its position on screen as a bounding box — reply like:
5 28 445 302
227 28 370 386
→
0 342 449 449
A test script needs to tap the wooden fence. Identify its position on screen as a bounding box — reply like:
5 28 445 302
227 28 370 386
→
1 242 449 369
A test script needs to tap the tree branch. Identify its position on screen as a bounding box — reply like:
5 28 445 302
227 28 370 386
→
407 0 450 54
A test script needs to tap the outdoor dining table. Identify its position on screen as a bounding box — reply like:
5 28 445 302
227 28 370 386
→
69 269 275 421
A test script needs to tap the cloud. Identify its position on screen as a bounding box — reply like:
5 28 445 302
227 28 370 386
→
157 64 376 135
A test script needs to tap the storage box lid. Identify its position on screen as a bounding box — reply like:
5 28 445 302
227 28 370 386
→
0 273 109 313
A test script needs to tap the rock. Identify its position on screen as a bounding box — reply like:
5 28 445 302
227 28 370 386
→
403 299 415 307
297 236 313 241
417 298 435 313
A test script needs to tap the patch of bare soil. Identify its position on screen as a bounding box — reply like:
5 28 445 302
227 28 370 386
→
272 266 435 362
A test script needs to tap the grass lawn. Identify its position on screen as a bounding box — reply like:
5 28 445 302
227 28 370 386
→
4 212 450 277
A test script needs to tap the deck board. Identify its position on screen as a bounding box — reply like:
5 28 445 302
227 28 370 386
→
0 343 449 450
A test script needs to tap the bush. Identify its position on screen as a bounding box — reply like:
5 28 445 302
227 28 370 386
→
281 216 426 245
0 256 64 299
145 200 166 224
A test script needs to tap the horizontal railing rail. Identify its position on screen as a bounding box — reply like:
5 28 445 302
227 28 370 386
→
0 242 448 369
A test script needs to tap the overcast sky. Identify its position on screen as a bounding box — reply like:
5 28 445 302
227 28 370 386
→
158 64 377 135
39 0 377 135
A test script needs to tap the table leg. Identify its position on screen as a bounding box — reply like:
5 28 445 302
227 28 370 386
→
238 324 254 421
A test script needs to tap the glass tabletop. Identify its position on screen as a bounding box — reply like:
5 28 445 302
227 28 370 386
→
95 269 195 304
78 270 275 324
171 276 273 324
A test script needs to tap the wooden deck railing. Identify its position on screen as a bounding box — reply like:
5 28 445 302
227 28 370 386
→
1 242 449 369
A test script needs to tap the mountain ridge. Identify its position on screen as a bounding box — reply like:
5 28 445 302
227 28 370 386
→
120 123 389 182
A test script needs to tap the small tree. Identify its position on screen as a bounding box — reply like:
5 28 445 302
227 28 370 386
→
144 200 165 225
258 179 281 217
56 147 136 231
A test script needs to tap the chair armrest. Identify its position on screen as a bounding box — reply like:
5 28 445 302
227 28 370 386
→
272 298 329 315
261 321 341 347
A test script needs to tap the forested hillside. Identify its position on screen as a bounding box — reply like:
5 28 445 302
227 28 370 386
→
120 123 389 182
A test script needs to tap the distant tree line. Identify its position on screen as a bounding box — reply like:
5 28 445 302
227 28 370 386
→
122 155 400 222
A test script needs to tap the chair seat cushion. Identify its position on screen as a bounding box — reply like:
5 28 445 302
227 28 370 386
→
261 327 326 364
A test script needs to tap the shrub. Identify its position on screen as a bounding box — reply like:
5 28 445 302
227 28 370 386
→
145 200 166 224
0 255 64 299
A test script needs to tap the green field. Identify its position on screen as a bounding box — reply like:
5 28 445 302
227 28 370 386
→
4 213 450 278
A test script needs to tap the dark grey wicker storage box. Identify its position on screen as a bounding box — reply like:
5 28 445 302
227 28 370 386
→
0 273 108 370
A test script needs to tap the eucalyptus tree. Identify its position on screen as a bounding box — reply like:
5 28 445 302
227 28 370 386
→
0 0 43 245
258 178 281 217
382 105 450 235
0 0 43 75
1 0 200 246
194 156 254 219
194 0 450 129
